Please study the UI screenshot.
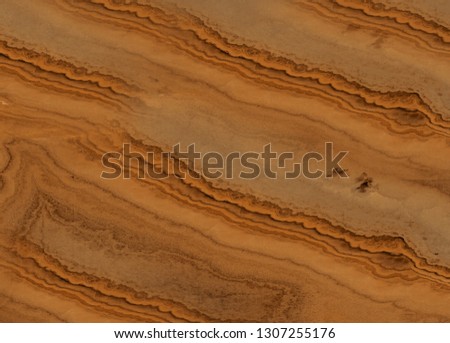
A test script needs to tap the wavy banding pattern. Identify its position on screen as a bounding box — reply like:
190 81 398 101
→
0 0 449 322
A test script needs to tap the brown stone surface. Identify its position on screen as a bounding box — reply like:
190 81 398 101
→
0 0 449 322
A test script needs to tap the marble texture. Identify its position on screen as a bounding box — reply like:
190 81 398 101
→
0 0 449 322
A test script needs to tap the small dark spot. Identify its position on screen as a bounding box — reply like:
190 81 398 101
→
356 172 373 193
